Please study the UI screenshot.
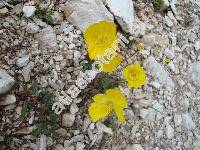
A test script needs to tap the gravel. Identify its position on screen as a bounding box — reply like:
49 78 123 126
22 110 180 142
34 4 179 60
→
0 0 200 149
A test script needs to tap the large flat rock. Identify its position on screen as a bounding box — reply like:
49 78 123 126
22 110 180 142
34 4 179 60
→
0 69 15 94
106 0 134 33
64 0 114 32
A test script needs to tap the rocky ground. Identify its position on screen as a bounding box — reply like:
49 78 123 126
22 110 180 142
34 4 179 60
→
0 0 200 150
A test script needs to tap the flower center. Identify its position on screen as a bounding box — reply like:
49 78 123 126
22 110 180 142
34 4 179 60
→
129 71 137 80
97 35 109 46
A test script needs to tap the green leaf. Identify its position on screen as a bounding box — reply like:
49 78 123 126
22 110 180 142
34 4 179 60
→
42 11 53 24
42 125 52 137
20 102 29 119
29 83 40 94
32 122 52 138
49 113 57 126
103 118 111 127
31 128 41 138
154 0 168 11
34 4 53 24
35 4 42 17
81 60 95 72
52 132 63 139
41 90 55 108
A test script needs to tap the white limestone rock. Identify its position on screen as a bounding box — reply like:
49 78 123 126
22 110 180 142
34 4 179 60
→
37 26 58 50
76 142 85 150
62 113 75 127
23 5 36 18
37 134 47 150
131 144 144 150
82 117 91 132
143 33 169 47
74 51 81 60
188 61 200 87
145 108 156 122
166 124 174 139
26 22 40 34
163 0 170 7
165 15 173 27
180 98 190 111
55 128 68 137
106 0 134 33
70 103 79 114
0 94 16 106
64 0 114 31
173 114 182 127
150 81 161 89
16 55 30 67
52 11 63 25
0 2 4 9
167 61 176 72
182 113 196 130
0 7 8 15
22 61 34 82
194 40 200 51
0 69 15 94
140 108 149 119
145 56 174 90
132 19 147 37
14 126 34 135
153 102 164 112
96 122 113 134
55 144 65 150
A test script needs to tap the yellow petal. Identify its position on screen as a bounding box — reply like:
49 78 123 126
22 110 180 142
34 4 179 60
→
93 94 109 104
83 21 117 60
113 105 126 122
87 45 108 60
106 88 127 122
88 102 111 122
84 21 116 47
123 64 147 88
100 53 122 72
106 89 127 108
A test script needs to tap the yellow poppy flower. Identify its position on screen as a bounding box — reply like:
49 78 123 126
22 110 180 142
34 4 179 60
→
137 43 145 51
88 88 127 123
165 57 171 64
106 89 127 122
123 64 147 88
83 21 117 60
99 53 122 72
